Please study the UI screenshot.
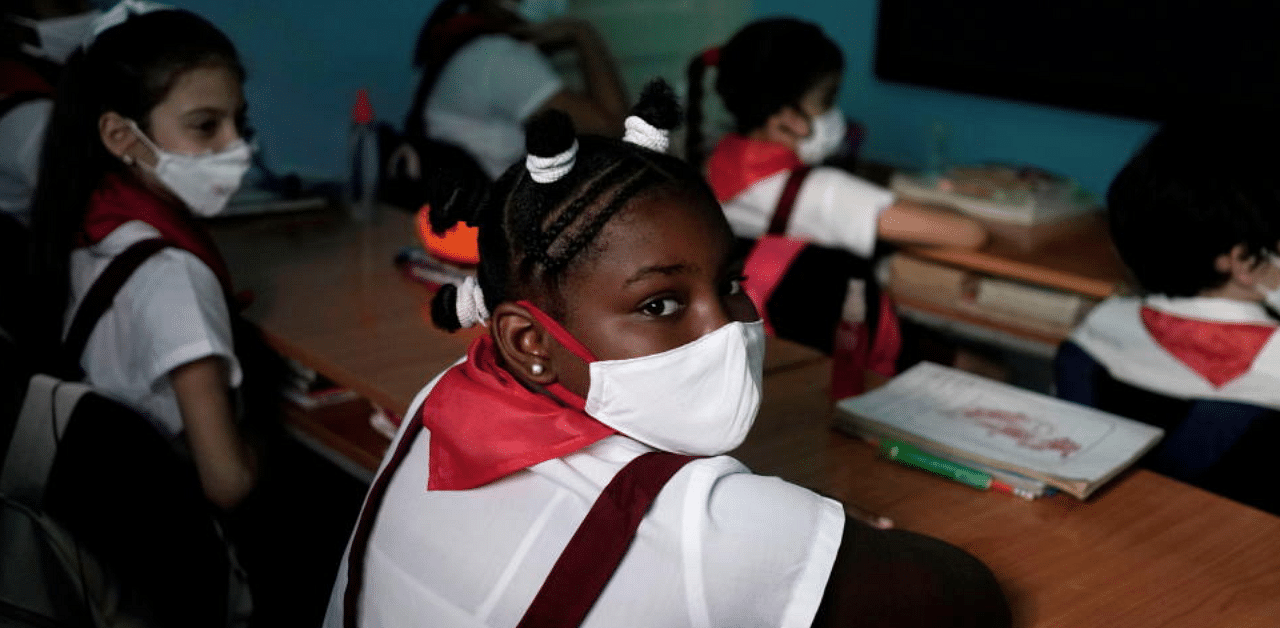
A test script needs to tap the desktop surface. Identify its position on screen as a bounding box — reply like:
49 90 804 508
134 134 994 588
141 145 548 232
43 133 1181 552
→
213 209 1280 628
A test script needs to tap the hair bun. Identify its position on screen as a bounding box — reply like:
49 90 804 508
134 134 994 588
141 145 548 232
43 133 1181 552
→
430 283 463 332
525 110 577 184
525 110 576 158
631 79 682 131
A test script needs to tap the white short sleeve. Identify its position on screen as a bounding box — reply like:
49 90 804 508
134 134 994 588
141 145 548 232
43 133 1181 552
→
723 167 895 258
0 100 52 223
70 222 241 436
425 35 565 178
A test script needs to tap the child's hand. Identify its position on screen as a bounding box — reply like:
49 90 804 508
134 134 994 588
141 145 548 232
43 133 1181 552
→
511 18 596 52
848 502 894 529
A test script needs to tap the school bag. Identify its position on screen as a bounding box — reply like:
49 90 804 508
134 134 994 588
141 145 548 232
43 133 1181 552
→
0 238 250 628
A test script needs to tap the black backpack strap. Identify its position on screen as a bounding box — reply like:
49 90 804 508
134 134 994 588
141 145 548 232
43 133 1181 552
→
61 238 171 379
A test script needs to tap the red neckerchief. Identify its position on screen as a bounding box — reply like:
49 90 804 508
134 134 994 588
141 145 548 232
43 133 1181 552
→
0 56 54 97
1140 305 1278 387
422 334 615 490
80 172 234 295
705 133 804 203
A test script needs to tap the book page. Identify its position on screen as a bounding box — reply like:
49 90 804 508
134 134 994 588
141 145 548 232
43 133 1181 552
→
838 362 1163 482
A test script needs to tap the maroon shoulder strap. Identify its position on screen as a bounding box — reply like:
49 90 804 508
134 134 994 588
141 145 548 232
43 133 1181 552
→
342 413 695 628
343 411 424 628
516 451 696 628
61 238 171 380
766 166 813 235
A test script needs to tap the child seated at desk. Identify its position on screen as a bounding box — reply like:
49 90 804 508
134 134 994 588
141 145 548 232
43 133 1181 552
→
1065 113 1280 513
326 81 1009 628
685 18 986 395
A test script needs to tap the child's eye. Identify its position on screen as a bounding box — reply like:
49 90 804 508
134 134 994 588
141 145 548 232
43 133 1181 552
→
639 297 682 317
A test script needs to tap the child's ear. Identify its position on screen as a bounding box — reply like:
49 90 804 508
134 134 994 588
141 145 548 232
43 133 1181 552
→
98 111 143 165
491 302 558 386
1218 244 1264 288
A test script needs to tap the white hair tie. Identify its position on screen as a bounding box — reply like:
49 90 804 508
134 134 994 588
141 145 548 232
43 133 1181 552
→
454 276 490 328
526 140 578 184
623 115 669 153
87 0 172 45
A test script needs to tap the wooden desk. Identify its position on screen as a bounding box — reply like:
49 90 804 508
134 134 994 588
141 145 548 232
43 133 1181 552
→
738 360 1280 628
895 213 1130 357
214 211 1280 628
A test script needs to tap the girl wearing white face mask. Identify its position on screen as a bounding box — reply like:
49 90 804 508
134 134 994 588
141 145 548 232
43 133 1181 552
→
326 82 1010 628
30 4 256 509
684 18 988 399
400 0 628 182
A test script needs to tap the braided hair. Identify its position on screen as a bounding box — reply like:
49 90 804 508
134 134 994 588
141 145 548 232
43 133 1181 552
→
430 79 715 330
685 18 843 168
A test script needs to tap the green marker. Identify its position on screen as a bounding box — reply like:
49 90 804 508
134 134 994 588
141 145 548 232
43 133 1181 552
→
880 439 995 491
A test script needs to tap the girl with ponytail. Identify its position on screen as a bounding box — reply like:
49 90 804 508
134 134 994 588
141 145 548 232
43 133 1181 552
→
327 80 1009 628
687 18 989 398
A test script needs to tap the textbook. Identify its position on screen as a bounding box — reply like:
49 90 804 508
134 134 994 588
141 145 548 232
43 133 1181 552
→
835 362 1164 499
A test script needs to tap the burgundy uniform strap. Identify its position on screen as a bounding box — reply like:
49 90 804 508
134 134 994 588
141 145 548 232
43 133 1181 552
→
516 451 696 628
342 410 695 628
767 166 813 235
343 410 424 628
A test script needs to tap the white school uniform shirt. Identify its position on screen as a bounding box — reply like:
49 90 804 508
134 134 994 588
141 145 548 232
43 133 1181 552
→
721 166 895 259
0 99 51 224
324 371 845 628
67 220 242 438
1069 295 1280 410
424 34 565 179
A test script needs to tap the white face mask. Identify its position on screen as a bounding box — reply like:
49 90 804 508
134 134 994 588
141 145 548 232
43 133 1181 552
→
528 304 766 456
7 10 101 64
796 107 847 165
127 121 251 217
1254 255 1280 311
516 0 568 23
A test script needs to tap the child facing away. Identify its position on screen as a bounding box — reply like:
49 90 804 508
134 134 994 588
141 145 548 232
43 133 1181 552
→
326 81 1010 628
1065 113 1280 513
404 0 628 180
685 18 986 393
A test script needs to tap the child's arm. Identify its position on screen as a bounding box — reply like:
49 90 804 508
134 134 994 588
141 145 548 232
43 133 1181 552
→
171 356 258 510
518 18 628 137
811 518 1012 627
876 198 988 249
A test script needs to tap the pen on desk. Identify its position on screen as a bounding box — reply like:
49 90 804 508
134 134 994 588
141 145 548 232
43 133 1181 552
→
879 439 1032 499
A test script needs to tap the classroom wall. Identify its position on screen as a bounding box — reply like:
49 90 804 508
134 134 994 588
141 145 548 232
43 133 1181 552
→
172 0 1160 196
170 0 429 181
753 0 1159 196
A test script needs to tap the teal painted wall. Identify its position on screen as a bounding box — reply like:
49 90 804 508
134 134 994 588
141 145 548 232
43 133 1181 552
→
752 0 1159 196
171 1 429 180
170 0 1159 195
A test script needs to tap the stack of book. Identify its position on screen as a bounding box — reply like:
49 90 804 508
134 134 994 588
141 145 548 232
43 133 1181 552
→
889 254 1097 339
280 358 360 411
394 245 475 290
836 362 1164 500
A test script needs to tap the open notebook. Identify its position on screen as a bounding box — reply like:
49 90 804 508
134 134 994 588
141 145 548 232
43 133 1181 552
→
836 362 1164 499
